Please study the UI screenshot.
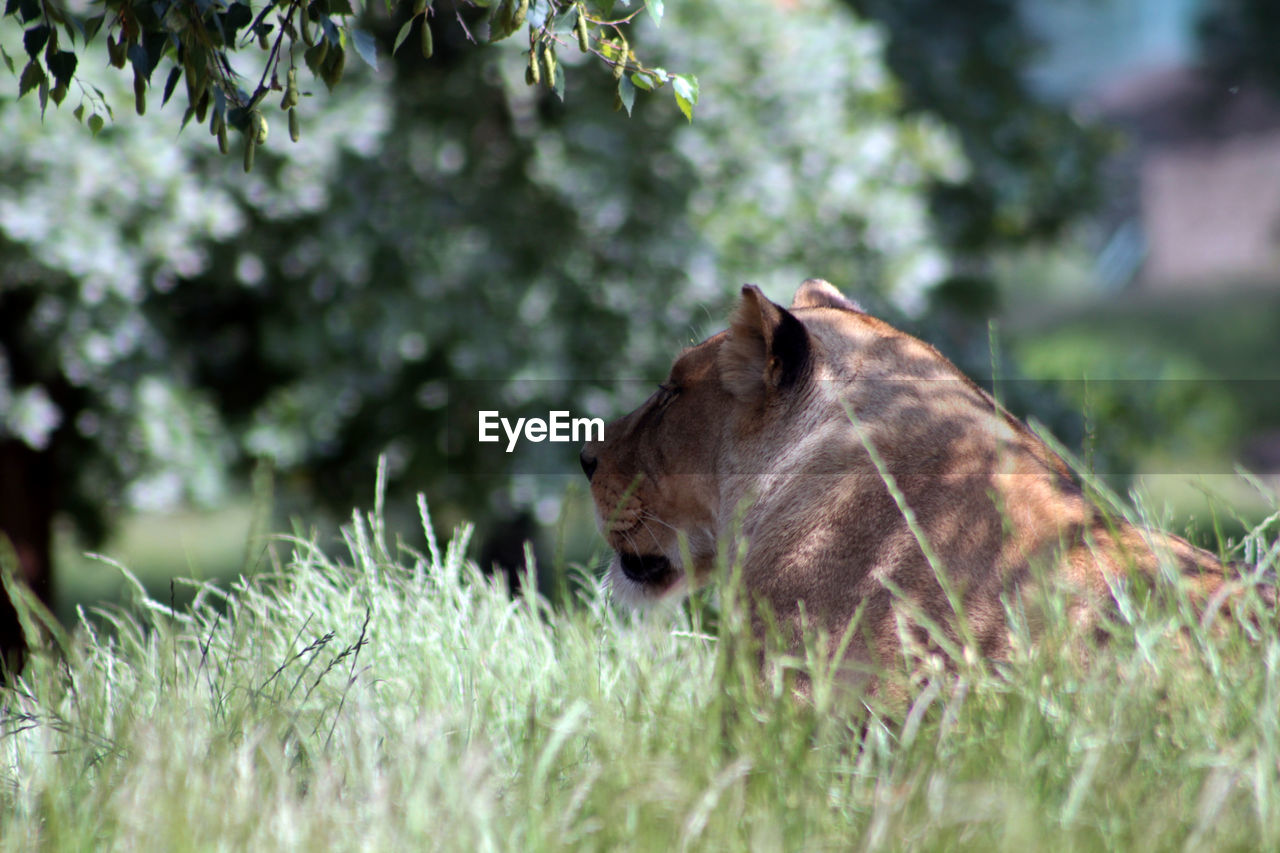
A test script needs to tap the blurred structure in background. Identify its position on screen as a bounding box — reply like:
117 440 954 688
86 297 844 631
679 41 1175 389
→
1027 0 1280 296
1090 69 1280 294
1008 0 1280 516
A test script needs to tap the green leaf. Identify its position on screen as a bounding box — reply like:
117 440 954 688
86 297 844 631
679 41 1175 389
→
617 74 634 115
348 27 377 70
141 32 169 79
220 3 252 44
645 0 662 25
23 24 50 58
672 73 697 121
320 44 345 91
162 65 181 106
47 50 76 89
73 102 84 122
17 0 38 23
392 18 414 56
320 17 340 46
0 45 15 75
88 112 104 135
61 17 83 48
549 3 576 34
127 42 149 78
629 71 653 92
488 0 518 42
552 62 565 101
41 28 59 68
304 41 328 78
18 59 45 98
83 14 105 43
599 38 624 62
527 0 552 30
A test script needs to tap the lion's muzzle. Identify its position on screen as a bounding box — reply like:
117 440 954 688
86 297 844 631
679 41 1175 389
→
618 552 676 585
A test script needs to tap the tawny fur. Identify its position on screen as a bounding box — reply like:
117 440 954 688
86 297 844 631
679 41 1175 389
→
582 279 1231 691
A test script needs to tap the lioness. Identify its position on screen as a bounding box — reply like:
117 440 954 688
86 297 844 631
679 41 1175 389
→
581 279 1242 687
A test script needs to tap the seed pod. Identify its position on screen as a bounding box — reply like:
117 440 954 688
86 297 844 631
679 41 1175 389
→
541 44 556 86
574 6 589 52
243 134 256 172
288 107 299 142
420 17 433 58
512 0 528 30
251 110 269 145
257 29 269 50
525 66 535 87
217 122 228 154
281 67 299 109
611 36 627 79
133 70 146 115
528 45 541 85
300 13 314 46
195 88 210 123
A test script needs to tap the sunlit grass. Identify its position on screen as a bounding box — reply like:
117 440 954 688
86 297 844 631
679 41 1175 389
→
4 486 1280 851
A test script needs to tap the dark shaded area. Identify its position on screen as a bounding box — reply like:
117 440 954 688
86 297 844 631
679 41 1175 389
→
1200 0 1280 94
0 284 101 677
841 0 1110 253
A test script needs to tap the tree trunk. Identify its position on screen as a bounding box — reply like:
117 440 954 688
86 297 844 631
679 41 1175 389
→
0 439 55 678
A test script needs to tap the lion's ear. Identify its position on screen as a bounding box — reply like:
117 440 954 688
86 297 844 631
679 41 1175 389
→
790 278 862 312
720 284 811 401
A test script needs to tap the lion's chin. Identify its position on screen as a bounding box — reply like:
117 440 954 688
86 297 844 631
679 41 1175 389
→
607 552 686 605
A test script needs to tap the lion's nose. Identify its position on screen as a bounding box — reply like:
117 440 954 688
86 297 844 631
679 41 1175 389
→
579 448 598 481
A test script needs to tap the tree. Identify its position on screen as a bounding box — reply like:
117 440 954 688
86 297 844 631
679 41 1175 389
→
0 0 697 161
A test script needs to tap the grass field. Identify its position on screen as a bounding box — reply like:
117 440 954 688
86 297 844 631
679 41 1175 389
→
4 481 1280 850
51 503 258 626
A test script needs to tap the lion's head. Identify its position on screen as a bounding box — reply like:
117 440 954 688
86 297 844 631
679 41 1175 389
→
580 278 891 604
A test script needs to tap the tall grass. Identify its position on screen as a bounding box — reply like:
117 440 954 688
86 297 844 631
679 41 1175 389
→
2 485 1279 851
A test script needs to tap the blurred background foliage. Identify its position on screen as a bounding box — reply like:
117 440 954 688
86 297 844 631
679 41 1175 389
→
1 0 1279 632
